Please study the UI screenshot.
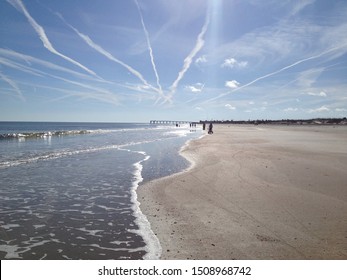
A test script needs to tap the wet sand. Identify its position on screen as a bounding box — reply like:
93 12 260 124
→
138 125 347 259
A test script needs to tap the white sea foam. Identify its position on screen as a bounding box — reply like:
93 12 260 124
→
96 204 118 211
76 227 104 236
1 224 20 230
33 224 45 229
164 129 191 137
0 123 204 259
0 238 52 259
110 240 131 246
83 243 143 254
178 133 207 172
0 244 22 259
0 136 182 169
121 148 162 259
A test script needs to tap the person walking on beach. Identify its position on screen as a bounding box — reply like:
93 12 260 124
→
208 122 213 134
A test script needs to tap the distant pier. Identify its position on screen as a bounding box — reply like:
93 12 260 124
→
150 120 195 125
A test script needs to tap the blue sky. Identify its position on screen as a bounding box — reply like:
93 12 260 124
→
1 0 347 122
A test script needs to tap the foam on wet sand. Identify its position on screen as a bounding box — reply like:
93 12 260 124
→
138 124 347 259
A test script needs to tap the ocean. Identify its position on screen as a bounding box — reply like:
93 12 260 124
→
0 122 203 260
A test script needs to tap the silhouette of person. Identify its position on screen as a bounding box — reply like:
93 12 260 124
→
208 123 213 134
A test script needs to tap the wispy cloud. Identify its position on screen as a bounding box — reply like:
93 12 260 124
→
6 0 99 78
233 46 344 92
195 55 208 65
134 0 163 96
296 68 325 88
214 9 347 74
169 12 210 98
0 71 25 101
38 85 121 106
304 91 327 97
290 0 316 16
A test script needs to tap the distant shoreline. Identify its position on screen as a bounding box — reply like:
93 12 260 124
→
139 124 347 259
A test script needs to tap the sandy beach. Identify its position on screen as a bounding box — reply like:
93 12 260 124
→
138 125 347 259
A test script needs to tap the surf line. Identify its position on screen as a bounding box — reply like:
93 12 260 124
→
118 147 162 259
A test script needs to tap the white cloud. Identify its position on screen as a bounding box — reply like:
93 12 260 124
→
225 104 236 110
308 105 330 113
221 58 236 68
195 107 203 111
221 57 248 69
225 80 240 89
185 83 204 93
335 108 347 112
305 91 327 97
284 107 298 112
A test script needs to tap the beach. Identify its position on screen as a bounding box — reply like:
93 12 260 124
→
138 124 347 259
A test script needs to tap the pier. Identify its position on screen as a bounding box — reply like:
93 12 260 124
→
150 120 194 125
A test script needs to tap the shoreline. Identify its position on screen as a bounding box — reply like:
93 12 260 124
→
138 124 347 259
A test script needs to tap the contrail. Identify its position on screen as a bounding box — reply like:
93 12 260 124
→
0 50 144 104
204 43 347 104
0 57 44 77
0 71 25 101
169 12 210 99
6 0 99 78
134 0 163 95
0 48 107 83
56 13 168 101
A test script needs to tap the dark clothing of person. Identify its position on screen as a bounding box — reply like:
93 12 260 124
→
208 123 213 134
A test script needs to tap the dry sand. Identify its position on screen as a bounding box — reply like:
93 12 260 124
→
138 125 347 259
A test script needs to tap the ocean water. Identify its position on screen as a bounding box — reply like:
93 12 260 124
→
0 122 202 260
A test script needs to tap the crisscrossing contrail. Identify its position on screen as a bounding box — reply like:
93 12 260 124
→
6 0 99 78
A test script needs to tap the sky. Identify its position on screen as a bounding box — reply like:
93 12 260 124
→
1 0 347 122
